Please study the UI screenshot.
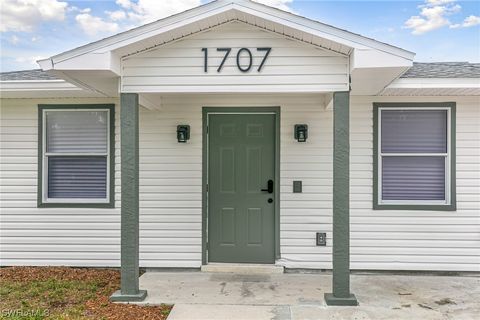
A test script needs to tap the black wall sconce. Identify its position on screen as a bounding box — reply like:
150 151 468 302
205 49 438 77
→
177 125 190 143
294 124 308 142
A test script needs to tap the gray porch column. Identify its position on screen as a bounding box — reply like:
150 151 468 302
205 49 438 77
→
325 91 358 306
110 93 147 302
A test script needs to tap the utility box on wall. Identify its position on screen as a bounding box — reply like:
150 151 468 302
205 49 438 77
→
316 232 327 246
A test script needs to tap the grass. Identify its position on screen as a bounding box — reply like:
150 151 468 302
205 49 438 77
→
0 267 172 320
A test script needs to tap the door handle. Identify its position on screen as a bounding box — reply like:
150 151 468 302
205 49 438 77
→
261 180 274 194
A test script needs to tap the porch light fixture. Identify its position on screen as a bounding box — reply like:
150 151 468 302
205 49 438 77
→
294 124 308 142
177 125 190 143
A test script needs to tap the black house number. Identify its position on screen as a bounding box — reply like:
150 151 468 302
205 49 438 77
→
201 47 271 73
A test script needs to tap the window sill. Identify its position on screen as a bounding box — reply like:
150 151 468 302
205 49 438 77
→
373 203 456 211
38 202 115 209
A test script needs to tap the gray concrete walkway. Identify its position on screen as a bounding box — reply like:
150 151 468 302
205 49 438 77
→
136 271 479 320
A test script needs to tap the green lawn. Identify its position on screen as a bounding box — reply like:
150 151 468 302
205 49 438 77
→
0 267 171 320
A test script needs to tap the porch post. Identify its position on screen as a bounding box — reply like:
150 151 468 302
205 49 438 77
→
324 91 358 306
110 93 147 302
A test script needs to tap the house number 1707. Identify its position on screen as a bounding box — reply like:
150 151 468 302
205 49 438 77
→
201 47 272 73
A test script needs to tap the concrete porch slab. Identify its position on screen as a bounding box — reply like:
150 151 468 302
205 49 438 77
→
135 272 480 320
168 304 290 320
200 263 284 274
139 272 327 306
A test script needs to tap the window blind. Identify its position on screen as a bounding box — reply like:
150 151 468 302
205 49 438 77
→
48 156 107 198
45 110 109 200
381 110 447 153
380 109 448 202
46 111 108 153
382 156 445 201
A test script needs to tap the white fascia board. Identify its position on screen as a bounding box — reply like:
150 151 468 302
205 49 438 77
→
38 0 414 72
387 78 480 89
39 52 121 75
37 1 233 67
234 1 415 60
349 48 413 95
0 80 103 98
350 48 412 71
0 80 80 91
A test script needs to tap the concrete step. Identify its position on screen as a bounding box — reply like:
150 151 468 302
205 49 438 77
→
201 263 284 274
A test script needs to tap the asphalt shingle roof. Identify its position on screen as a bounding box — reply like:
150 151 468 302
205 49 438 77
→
401 62 480 78
0 69 59 81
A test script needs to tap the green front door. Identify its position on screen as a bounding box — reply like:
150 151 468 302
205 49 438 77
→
208 113 276 264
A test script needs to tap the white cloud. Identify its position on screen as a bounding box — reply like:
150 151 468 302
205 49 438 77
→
112 0 294 26
116 0 134 10
9 35 20 45
462 15 480 27
425 0 456 5
403 0 470 35
15 55 47 67
69 6 91 14
75 13 119 36
71 0 294 37
404 0 479 34
115 0 201 24
450 15 480 29
107 10 127 21
0 0 68 32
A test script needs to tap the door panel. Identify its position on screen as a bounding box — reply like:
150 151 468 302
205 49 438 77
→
208 113 275 263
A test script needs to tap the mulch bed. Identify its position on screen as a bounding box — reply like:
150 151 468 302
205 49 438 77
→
0 266 172 320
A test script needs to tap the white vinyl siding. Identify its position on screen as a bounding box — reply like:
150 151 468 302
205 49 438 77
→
350 96 480 272
1 98 121 267
0 95 479 271
121 21 349 93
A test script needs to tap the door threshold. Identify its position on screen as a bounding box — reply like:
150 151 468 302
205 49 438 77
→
201 263 284 274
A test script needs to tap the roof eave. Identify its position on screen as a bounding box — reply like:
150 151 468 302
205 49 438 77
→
387 77 480 89
38 0 414 71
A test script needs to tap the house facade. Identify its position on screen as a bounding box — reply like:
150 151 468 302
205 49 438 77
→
1 0 479 304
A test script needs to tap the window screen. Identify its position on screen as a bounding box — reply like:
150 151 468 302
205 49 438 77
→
44 110 109 201
380 109 448 203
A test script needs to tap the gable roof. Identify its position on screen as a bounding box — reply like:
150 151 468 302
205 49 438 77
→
38 0 414 71
33 0 417 96
401 62 480 78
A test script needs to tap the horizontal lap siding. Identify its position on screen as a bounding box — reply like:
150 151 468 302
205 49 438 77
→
1 95 479 272
0 98 121 267
121 22 349 93
136 105 202 267
154 94 333 269
349 97 480 272
279 103 333 268
0 98 202 268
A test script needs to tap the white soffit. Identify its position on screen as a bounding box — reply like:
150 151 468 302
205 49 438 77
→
38 0 413 68
0 80 103 99
36 0 415 95
382 78 480 96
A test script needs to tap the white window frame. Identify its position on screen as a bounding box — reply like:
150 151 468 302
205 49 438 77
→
377 106 451 206
42 108 111 204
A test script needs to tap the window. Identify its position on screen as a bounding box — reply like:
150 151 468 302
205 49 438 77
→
38 105 114 207
373 103 456 210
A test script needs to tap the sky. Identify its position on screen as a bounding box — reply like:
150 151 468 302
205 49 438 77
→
0 0 479 72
